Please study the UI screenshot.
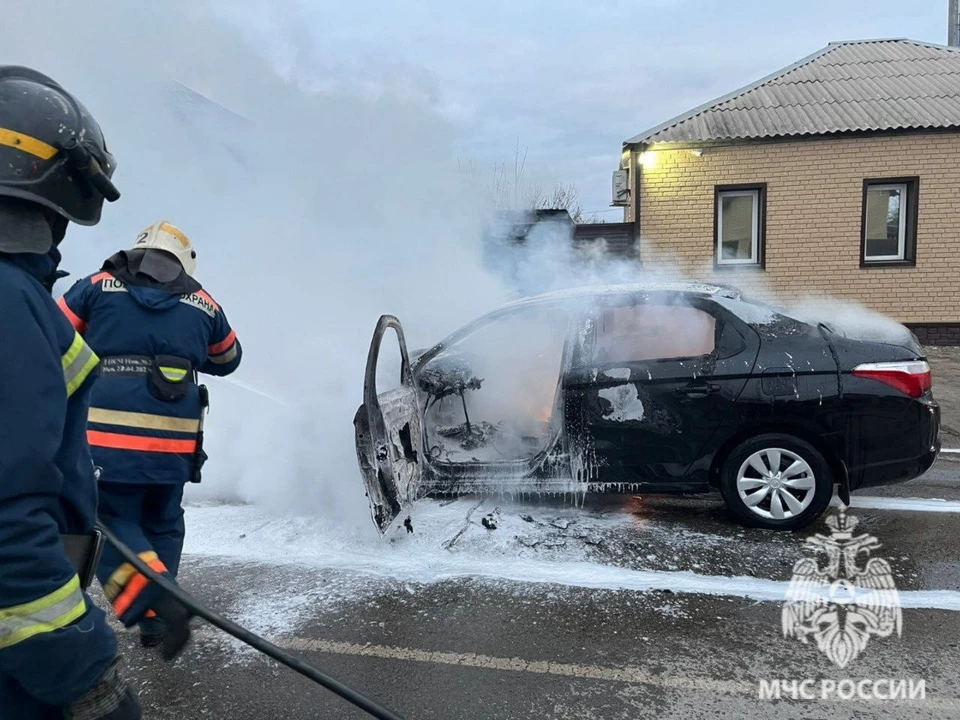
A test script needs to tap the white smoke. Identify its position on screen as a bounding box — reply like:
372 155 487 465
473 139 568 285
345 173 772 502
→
483 215 688 298
2 1 507 533
786 297 916 345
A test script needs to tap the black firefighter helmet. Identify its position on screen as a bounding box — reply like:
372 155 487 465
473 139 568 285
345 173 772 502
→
0 65 119 226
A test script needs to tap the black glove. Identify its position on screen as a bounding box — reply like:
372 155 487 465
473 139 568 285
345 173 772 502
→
154 593 194 661
65 659 141 719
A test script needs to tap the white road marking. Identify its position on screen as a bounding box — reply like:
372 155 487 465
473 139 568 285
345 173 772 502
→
849 496 960 513
109 617 960 709
275 636 960 709
278 636 752 694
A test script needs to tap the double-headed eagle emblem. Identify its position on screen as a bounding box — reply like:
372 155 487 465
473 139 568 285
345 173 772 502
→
782 510 902 668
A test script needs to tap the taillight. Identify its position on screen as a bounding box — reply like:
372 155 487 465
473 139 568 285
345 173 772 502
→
852 361 932 398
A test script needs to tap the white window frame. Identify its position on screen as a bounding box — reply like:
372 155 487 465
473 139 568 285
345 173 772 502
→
716 188 760 266
863 182 908 262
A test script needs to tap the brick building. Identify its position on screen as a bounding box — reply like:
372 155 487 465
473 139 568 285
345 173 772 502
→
614 39 960 344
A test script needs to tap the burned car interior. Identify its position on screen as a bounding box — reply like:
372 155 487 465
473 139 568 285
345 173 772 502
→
418 304 570 464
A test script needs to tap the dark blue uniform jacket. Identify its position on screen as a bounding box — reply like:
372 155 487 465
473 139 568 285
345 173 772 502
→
0 253 116 712
59 271 241 484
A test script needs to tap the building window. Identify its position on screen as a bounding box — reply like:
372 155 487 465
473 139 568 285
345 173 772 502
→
715 184 765 268
861 177 919 266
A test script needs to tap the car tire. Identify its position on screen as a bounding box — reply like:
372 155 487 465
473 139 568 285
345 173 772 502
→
719 434 833 531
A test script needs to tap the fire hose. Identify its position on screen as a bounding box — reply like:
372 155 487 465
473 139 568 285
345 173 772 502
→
95 522 406 720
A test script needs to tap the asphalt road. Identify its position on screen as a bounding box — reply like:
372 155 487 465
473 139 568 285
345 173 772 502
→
107 458 960 719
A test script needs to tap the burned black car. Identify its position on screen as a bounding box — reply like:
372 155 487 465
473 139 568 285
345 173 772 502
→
354 284 940 533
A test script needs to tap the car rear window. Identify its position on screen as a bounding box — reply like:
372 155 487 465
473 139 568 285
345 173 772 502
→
593 304 716 363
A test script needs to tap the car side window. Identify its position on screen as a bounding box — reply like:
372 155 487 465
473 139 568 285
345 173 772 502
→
592 303 717 363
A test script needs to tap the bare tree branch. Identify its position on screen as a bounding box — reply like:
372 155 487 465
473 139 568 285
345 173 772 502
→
459 140 585 222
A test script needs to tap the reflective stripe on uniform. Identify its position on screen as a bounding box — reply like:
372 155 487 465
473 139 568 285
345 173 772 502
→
0 127 58 160
196 290 220 312
56 296 88 334
87 430 197 454
208 344 239 365
62 332 99 397
208 329 236 356
88 408 200 434
0 575 86 649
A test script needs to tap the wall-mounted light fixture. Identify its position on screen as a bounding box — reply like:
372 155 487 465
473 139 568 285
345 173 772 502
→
638 151 658 170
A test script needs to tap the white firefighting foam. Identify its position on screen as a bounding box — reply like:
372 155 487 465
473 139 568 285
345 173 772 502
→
180 499 960 643
597 385 645 422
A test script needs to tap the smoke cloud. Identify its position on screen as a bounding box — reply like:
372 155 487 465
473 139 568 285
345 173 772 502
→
3 1 507 533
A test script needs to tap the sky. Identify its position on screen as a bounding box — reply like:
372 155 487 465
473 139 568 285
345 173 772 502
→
212 0 951 220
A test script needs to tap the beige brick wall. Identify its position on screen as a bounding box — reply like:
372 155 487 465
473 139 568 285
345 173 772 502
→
634 133 960 323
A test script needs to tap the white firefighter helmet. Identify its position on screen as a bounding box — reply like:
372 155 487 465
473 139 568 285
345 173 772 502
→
133 221 196 276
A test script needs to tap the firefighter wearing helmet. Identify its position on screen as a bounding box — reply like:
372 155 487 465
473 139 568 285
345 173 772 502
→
58 221 241 648
0 67 141 718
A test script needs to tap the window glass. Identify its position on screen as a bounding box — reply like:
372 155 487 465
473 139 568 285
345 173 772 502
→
593 304 716 363
419 305 568 463
864 183 906 260
717 189 759 264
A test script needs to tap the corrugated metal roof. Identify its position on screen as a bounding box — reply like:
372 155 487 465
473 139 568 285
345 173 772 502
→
626 39 960 146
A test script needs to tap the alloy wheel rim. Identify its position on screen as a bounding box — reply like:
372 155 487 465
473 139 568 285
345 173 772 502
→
736 447 816 520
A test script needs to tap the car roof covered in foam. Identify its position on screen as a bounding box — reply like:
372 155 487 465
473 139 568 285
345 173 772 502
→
506 282 742 307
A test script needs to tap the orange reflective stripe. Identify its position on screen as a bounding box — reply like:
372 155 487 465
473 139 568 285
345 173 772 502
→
112 559 167 617
197 290 220 311
56 296 88 334
87 430 197 454
208 329 237 355
90 272 113 284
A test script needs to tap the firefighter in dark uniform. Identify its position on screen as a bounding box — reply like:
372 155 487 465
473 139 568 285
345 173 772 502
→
59 221 241 647
0 67 141 719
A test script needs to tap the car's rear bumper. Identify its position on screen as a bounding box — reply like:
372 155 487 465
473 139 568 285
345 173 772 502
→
853 445 940 490
853 400 940 490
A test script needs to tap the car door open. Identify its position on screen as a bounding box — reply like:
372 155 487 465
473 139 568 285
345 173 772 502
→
354 315 424 535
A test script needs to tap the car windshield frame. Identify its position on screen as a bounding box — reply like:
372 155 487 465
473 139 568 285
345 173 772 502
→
412 296 586 372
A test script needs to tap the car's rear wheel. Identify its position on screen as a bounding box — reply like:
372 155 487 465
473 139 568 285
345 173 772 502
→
719 434 833 530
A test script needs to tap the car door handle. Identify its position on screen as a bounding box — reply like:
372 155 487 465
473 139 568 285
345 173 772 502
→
676 382 721 399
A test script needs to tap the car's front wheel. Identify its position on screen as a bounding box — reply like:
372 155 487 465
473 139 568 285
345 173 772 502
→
719 434 833 530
